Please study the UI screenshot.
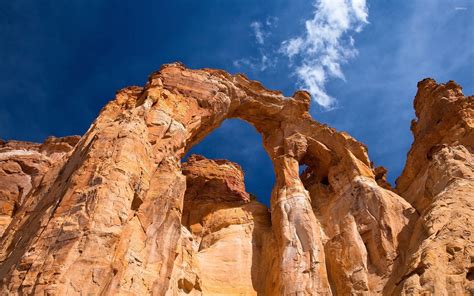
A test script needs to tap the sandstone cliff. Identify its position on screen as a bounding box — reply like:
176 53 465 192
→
0 64 472 295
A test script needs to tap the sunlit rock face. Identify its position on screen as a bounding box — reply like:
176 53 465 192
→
385 79 474 295
166 154 274 296
0 63 471 295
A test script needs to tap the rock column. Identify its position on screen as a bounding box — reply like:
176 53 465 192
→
270 155 331 295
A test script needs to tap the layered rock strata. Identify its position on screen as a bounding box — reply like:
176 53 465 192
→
0 136 79 236
0 64 471 295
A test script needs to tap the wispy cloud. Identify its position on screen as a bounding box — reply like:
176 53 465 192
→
251 22 265 45
250 17 279 45
281 0 369 109
233 52 275 72
234 1 368 110
266 16 279 27
454 6 467 10
234 17 279 72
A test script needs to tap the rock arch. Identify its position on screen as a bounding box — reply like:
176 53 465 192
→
141 64 339 294
0 63 418 295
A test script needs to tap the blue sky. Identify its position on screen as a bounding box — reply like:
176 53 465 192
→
1 0 473 205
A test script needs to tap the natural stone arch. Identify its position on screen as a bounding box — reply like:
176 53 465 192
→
0 63 417 295
140 63 394 295
142 64 337 294
139 64 415 295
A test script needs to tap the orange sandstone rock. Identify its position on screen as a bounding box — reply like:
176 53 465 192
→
386 79 474 295
0 136 79 237
0 64 471 295
166 155 273 295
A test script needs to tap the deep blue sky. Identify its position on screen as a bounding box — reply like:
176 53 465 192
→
1 1 473 205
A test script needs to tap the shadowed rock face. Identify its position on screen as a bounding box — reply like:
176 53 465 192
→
0 64 471 295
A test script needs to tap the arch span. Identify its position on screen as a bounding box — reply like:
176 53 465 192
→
0 63 416 295
139 63 376 294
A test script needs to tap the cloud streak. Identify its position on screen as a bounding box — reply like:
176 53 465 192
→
251 22 265 45
233 52 275 72
281 0 369 109
234 18 279 72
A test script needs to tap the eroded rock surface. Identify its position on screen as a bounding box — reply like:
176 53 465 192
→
386 79 474 295
166 154 274 295
0 136 79 236
0 64 471 295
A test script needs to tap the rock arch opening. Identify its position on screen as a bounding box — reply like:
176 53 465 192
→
182 118 274 206
177 119 275 295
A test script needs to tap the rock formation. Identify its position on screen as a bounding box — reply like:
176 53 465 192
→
0 136 80 237
0 63 472 295
167 155 274 295
386 79 473 295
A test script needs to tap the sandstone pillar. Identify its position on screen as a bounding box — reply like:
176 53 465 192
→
271 156 332 295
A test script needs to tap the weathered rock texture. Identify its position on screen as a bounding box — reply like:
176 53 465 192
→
166 155 274 295
386 79 474 295
0 64 472 295
0 136 80 237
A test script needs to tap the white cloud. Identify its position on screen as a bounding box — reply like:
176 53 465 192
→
251 22 265 45
250 17 279 46
281 37 304 59
265 16 279 27
281 0 368 109
260 55 270 71
296 64 334 108
233 52 275 72
234 19 279 72
233 58 251 68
